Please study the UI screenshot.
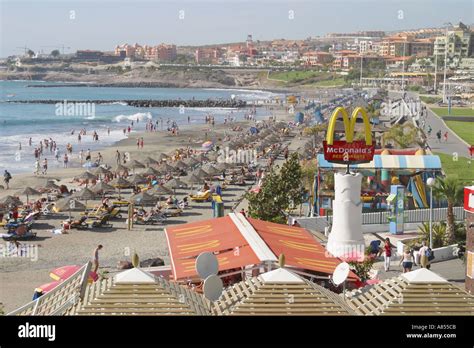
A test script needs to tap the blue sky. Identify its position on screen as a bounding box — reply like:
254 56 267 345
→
0 0 472 57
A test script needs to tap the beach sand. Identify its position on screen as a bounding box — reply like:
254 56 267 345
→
0 108 295 313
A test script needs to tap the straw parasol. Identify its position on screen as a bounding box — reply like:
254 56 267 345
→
143 157 160 167
204 165 219 176
173 160 188 170
184 157 200 167
206 152 219 162
91 182 115 195
114 164 129 175
186 174 202 185
75 171 98 181
44 181 61 191
0 195 23 207
158 162 174 173
141 167 161 177
191 168 209 179
127 159 146 170
194 153 208 162
164 178 188 189
150 185 173 197
109 177 131 199
71 187 96 208
55 197 86 218
128 174 147 186
215 162 231 172
130 191 157 206
157 153 169 162
93 166 112 177
17 187 41 204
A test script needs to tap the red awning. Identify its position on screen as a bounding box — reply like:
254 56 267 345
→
165 216 260 280
247 218 359 281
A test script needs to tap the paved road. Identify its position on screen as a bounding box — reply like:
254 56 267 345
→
389 91 471 158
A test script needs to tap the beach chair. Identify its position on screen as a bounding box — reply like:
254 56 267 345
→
86 214 112 229
41 203 55 216
190 190 211 202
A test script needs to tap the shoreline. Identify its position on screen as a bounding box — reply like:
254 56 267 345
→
0 107 293 313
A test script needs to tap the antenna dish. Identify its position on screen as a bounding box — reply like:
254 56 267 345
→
203 275 223 302
195 252 219 279
332 262 350 286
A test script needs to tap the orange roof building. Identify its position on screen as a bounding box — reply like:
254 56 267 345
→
165 213 358 283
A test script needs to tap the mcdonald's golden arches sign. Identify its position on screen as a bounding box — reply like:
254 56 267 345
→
323 106 375 164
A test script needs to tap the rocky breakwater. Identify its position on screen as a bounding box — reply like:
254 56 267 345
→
3 99 249 108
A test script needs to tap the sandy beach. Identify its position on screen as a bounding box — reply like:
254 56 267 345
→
0 107 295 313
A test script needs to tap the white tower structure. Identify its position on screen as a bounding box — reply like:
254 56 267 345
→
326 172 365 258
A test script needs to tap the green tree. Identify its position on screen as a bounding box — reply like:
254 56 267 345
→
246 153 304 223
432 176 465 244
382 124 419 149
26 49 35 57
51 50 60 58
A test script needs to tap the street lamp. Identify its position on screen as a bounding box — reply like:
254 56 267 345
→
426 177 436 249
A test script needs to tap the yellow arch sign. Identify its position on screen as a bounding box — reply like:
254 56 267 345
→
326 106 373 146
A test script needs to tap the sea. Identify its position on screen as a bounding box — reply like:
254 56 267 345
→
0 80 282 174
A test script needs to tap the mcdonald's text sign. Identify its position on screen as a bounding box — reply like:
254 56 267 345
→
323 106 375 164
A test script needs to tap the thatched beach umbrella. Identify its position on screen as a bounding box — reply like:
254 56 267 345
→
114 164 129 177
158 162 174 173
91 182 115 195
141 167 161 177
93 166 112 180
71 187 96 208
215 162 231 172
1 195 23 207
143 156 160 167
186 174 202 185
157 153 169 162
75 171 98 187
173 160 188 170
129 191 157 206
164 178 188 193
44 181 61 191
204 165 219 176
194 153 208 162
184 157 200 167
55 197 86 219
127 159 146 170
150 185 173 197
109 177 131 199
191 168 209 178
129 174 147 186
17 187 41 205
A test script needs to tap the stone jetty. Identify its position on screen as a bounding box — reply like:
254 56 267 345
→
4 99 248 108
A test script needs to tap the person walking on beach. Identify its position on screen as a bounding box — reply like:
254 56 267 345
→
86 149 91 162
115 150 121 165
42 158 48 175
54 148 60 162
92 244 103 273
443 131 448 143
436 130 442 143
136 138 140 149
29 137 32 147
63 153 69 168
383 237 392 271
3 170 12 189
34 160 40 175
140 137 144 149
79 150 84 165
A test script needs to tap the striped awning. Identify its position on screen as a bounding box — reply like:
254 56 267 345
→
317 154 441 170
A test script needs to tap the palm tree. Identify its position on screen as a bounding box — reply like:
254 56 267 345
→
432 176 464 244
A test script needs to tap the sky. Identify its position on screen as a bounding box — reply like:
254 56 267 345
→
0 0 473 57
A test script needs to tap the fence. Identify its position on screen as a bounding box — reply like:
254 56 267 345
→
7 262 91 316
322 206 466 225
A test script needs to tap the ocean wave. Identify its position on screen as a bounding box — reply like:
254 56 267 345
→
113 112 153 123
